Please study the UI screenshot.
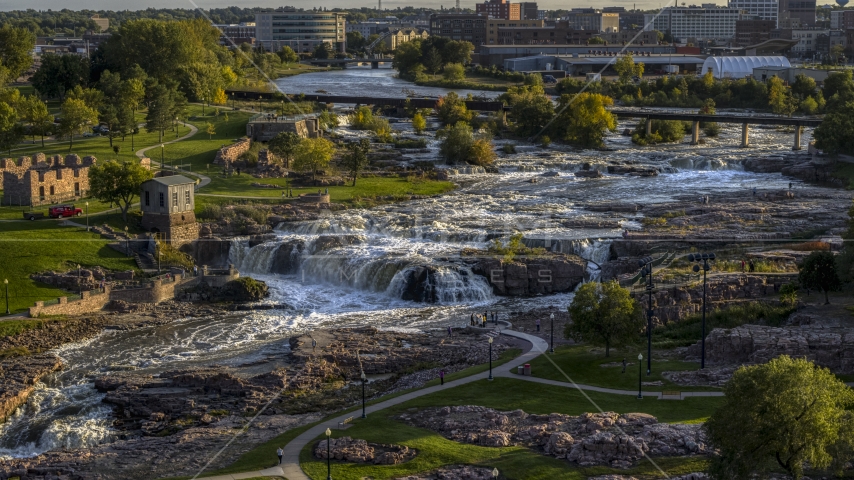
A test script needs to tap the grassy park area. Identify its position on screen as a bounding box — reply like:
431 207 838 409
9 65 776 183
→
526 345 720 393
0 221 137 314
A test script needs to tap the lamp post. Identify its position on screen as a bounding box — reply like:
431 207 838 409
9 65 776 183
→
202 97 205 116
488 336 494 381
549 312 555 354
158 246 162 273
175 117 179 138
77 264 81 295
325 427 332 480
160 144 165 172
231 92 235 110
85 201 89 231
637 353 643 399
360 371 367 419
4 279 9 315
637 256 655 376
688 253 716 369
258 96 262 112
124 226 129 256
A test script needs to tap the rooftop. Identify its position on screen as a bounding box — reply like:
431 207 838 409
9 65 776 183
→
145 175 195 187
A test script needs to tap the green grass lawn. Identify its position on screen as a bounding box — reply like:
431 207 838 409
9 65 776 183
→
526 345 720 393
0 197 118 220
298 377 719 480
0 221 137 315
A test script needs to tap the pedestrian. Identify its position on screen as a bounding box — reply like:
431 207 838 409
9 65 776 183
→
276 447 283 465
789 182 793 190
493 311 498 324
740 260 745 273
236 167 241 176
749 260 755 272
282 191 285 198
482 315 486 328
752 187 757 196
312 338 317 353
447 325 452 337
193 265 198 277
470 313 474 326
325 187 329 194
536 318 540 332
622 358 627 373
622 229 628 239
440 369 445 385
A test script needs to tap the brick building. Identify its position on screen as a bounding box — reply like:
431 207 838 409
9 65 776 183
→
477 0 521 20
384 27 430 50
486 20 657 46
140 175 199 246
1 154 95 206
430 13 489 46
735 19 777 46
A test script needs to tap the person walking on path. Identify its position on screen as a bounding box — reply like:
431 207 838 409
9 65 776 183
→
447 325 452 337
276 447 283 465
470 313 474 326
622 358 627 373
749 260 755 273
482 315 486 328
741 259 745 273
311 338 317 353
536 318 540 332
440 370 445 385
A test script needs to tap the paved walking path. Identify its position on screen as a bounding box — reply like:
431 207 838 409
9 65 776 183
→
197 327 727 480
135 121 212 189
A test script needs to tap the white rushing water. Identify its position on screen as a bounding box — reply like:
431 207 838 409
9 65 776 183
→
0 70 825 458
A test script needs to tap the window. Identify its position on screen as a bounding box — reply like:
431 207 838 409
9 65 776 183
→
185 190 191 205
74 169 79 178
159 192 164 207
145 191 150 207
173 191 178 207
38 172 44 182
39 186 45 200
74 182 80 196
49 186 55 196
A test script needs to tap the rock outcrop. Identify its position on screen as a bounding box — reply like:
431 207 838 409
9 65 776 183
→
0 355 63 423
314 437 415 465
402 406 706 469
471 255 586 296
687 324 854 373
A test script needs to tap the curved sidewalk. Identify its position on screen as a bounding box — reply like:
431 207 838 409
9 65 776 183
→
135 121 212 189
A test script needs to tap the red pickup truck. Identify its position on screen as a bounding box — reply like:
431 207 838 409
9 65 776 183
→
48 205 83 218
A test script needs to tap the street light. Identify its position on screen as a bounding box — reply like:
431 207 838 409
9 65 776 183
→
638 256 655 376
4 279 9 315
488 336 494 381
231 92 235 110
549 312 555 354
85 201 89 231
688 253 716 369
124 226 129 257
637 353 643 399
202 97 206 116
325 427 332 480
77 264 81 295
160 144 165 172
175 117 179 138
158 246 162 273
360 371 367 419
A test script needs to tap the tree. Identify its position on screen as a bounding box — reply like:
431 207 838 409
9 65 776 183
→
268 131 301 169
0 102 22 155
205 122 216 139
436 92 473 125
823 70 854 101
588 36 605 45
58 97 98 150
278 45 299 64
344 138 370 186
146 82 182 142
791 74 817 100
0 25 36 86
705 356 854 479
438 121 474 164
443 62 465 81
18 95 52 147
293 137 335 184
550 93 617 148
501 85 555 138
468 138 496 167
565 281 643 357
814 100 854 155
312 43 332 60
830 44 846 65
88 160 154 223
798 251 841 304
424 47 443 75
614 53 643 83
31 54 89 100
412 112 427 134
392 39 425 77
768 76 798 116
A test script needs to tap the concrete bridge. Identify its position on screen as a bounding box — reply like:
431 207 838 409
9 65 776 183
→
303 58 392 69
226 91 505 112
610 109 823 150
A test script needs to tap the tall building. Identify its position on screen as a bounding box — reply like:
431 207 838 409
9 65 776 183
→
430 13 489 45
255 9 346 53
778 0 816 27
830 9 854 29
645 5 745 42
735 19 777 45
728 0 778 24
475 0 539 20
563 9 620 32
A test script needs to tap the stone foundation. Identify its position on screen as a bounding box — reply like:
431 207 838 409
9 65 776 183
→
141 212 200 246
28 288 111 317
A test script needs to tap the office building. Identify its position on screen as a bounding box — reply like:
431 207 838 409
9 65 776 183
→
830 9 854 29
213 23 256 47
728 0 778 24
563 9 620 32
430 13 489 45
735 19 777 45
778 0 816 27
477 0 521 20
255 9 346 53
645 4 745 42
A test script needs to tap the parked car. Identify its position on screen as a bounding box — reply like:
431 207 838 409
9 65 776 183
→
543 75 557 84
48 205 83 218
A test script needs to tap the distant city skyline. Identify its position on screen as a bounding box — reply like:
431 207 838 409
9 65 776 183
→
0 0 839 13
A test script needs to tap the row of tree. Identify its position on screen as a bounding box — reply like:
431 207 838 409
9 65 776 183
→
392 38 475 80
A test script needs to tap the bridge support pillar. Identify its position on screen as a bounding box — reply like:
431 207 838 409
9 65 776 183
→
793 126 802 151
690 120 700 145
741 123 749 148
645 118 652 136
371 61 379 69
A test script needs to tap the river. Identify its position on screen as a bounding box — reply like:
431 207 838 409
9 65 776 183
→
0 68 822 459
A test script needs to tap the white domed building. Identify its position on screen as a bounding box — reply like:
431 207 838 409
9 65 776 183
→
701 56 791 79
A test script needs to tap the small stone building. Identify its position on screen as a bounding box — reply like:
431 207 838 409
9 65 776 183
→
1 154 96 206
140 175 199 246
246 117 321 142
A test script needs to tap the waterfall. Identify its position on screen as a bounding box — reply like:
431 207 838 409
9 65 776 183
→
523 237 612 280
669 157 744 171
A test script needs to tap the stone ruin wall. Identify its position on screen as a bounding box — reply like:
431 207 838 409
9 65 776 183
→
1 154 97 206
213 138 251 166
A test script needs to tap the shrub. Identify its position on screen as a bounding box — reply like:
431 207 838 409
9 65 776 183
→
780 282 798 307
393 138 427 149
653 302 796 348
501 144 517 154
704 122 721 137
